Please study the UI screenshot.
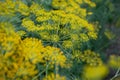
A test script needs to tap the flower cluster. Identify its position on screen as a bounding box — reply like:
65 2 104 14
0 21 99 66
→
0 0 98 56
52 0 96 18
0 22 67 79
0 0 109 80
73 50 103 66
16 0 98 54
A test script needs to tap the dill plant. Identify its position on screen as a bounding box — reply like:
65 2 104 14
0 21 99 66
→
0 0 113 80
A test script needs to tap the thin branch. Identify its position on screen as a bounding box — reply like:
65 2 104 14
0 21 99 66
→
110 67 120 80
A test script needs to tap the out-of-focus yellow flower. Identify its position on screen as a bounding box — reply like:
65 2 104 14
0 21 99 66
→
108 55 120 68
83 64 109 80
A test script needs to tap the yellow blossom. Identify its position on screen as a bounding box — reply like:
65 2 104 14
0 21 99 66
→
108 55 120 68
43 73 66 80
22 18 38 31
17 1 30 16
18 38 44 64
44 46 67 68
73 50 103 66
88 32 98 39
62 41 73 49
80 33 89 42
50 34 60 42
83 64 109 80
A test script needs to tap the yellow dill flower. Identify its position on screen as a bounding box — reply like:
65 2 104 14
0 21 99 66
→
62 41 73 49
44 46 67 68
79 33 89 42
88 31 98 39
66 0 87 17
43 73 66 80
4 60 38 79
0 52 38 80
5 0 16 9
0 22 39 79
83 50 103 66
50 34 60 42
69 0 80 9
84 23 95 32
83 64 109 80
18 1 98 50
29 2 42 14
0 22 68 80
52 0 67 9
70 34 79 41
18 38 44 64
39 31 51 40
0 0 16 16
83 0 96 7
36 16 49 22
60 28 70 35
22 18 39 31
42 24 54 30
108 55 120 68
52 0 88 18
0 22 20 57
35 10 51 23
73 50 103 66
37 26 45 30
75 0 83 4
17 1 30 16
0 0 102 80
0 22 16 36
35 9 50 17
16 30 26 36
17 62 38 76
